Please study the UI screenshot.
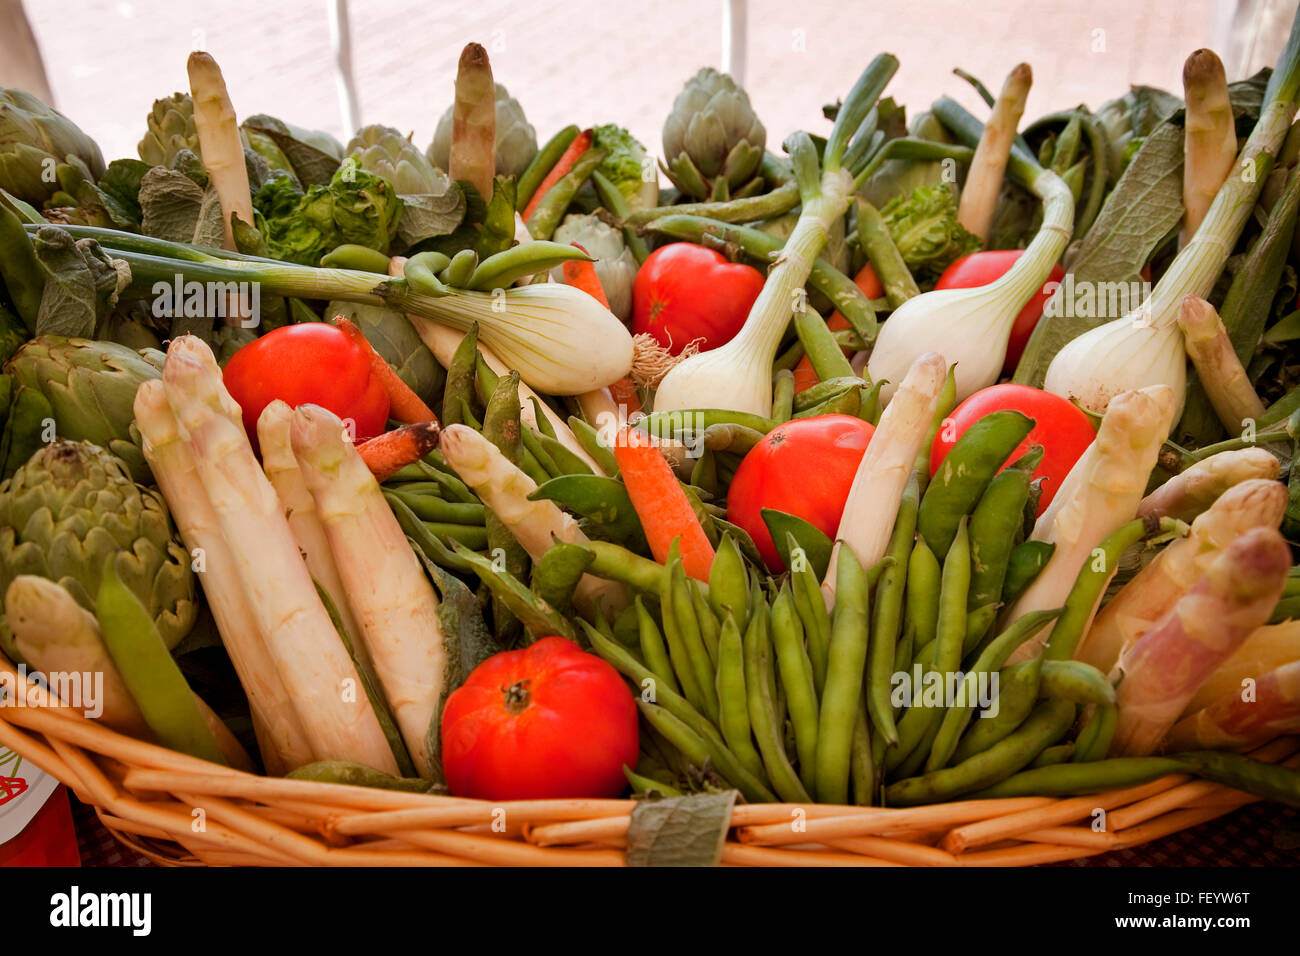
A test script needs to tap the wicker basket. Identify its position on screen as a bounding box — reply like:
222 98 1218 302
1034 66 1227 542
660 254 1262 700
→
2 655 1294 866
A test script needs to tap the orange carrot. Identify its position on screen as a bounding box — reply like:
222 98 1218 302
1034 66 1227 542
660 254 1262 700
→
357 422 441 482
333 317 440 424
792 264 883 393
521 128 593 222
613 426 715 581
608 377 642 414
561 243 610 309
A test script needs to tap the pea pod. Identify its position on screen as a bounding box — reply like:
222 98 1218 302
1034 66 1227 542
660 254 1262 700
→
850 700 875 805
918 410 1036 556
567 415 620 476
533 427 594 477
467 241 592 291
790 376 863 414
1001 540 1055 605
526 146 608 240
1072 702 1117 762
449 540 576 642
624 766 683 798
531 542 595 616
520 422 562 478
972 756 1187 799
1029 743 1075 768
636 408 777 441
529 474 648 551
702 422 766 455
788 531 833 696
764 508 834 581
925 608 1062 772
660 558 717 722
590 170 651 263
708 534 749 631
1038 660 1116 707
885 698 1075 806
388 490 485 525
321 243 393 273
771 369 796 423
715 612 767 783
516 124 580 211
689 580 721 667
867 473 920 745
859 377 885 425
792 383 865 420
949 657 1043 765
1044 518 1148 661
582 539 668 594
913 365 957 490
967 445 1044 616
815 545 871 805
441 323 479 426
439 248 479 288
771 582 820 795
743 604 812 803
635 699 775 803
793 312 856 385
403 251 452 297
95 560 227 765
385 492 481 574
634 596 679 696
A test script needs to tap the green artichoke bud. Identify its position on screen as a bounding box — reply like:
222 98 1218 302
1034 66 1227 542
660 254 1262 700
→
0 440 196 662
428 83 537 179
549 213 638 321
4 336 164 485
662 68 765 201
0 88 105 206
138 93 201 168
347 125 465 247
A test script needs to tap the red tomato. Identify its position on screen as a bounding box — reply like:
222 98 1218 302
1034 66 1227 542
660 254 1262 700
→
223 323 390 448
440 637 639 801
930 384 1096 515
632 243 765 354
727 415 875 572
935 251 1066 373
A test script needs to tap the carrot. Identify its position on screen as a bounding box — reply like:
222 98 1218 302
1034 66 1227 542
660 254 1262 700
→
608 377 641 413
792 264 882 393
613 426 715 581
333 317 440 424
561 244 610 308
356 423 441 482
521 128 593 222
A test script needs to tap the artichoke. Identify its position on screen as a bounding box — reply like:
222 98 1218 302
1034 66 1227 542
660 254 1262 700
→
0 440 196 663
428 83 537 179
662 68 766 201
549 214 638 321
0 88 105 206
138 93 201 168
347 124 466 247
4 337 164 485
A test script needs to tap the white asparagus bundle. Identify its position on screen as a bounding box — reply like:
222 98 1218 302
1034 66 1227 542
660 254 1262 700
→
258 400 370 671
1136 447 1279 524
1111 526 1290 756
439 423 627 619
1075 477 1288 672
824 352 946 604
291 403 448 778
6 575 255 771
1176 295 1266 433
160 336 398 772
1164 659 1300 751
134 379 313 775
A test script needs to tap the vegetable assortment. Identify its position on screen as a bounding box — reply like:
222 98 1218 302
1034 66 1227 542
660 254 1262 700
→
2 17 1300 856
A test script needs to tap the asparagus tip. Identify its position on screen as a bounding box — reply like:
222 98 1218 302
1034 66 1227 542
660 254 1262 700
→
1184 48 1227 86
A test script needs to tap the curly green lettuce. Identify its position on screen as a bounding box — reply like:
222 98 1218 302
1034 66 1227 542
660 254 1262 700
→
592 124 657 211
880 183 981 281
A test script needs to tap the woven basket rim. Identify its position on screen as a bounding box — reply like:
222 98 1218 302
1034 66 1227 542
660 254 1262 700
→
1 654 1292 866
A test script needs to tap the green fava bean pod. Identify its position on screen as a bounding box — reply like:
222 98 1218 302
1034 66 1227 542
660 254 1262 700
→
670 560 720 723
516 125 581 210
967 445 1044 615
634 596 680 696
1037 660 1116 707
918 410 1036 557
1001 541 1055 605
657 558 710 718
867 474 920 745
913 365 957 492
1029 743 1075 768
1072 702 1118 763
1043 518 1149 661
788 531 833 696
949 658 1043 765
441 322 480 426
815 547 872 805
772 369 796 423
708 534 750 632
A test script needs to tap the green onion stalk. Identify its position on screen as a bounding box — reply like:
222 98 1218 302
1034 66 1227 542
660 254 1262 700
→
866 98 1075 405
652 54 899 418
1035 10 1300 416
43 225 633 397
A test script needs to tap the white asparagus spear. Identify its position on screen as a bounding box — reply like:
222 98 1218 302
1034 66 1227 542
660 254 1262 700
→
187 52 253 252
290 403 448 778
161 336 398 772
135 379 312 775
257 400 371 672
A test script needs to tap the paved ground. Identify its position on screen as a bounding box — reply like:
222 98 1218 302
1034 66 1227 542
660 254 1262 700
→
23 0 1225 168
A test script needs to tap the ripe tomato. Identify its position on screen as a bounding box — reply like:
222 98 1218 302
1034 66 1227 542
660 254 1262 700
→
223 323 390 448
632 242 765 354
440 637 639 801
727 414 875 572
930 384 1095 515
935 251 1066 373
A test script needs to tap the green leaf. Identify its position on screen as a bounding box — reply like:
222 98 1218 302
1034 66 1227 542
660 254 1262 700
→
1014 120 1185 387
242 114 343 187
762 508 833 578
474 175 518 259
95 158 150 229
138 166 225 248
31 226 99 338
626 790 737 866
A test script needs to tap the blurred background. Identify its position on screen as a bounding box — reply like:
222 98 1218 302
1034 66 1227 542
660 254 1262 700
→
2 0 1297 165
